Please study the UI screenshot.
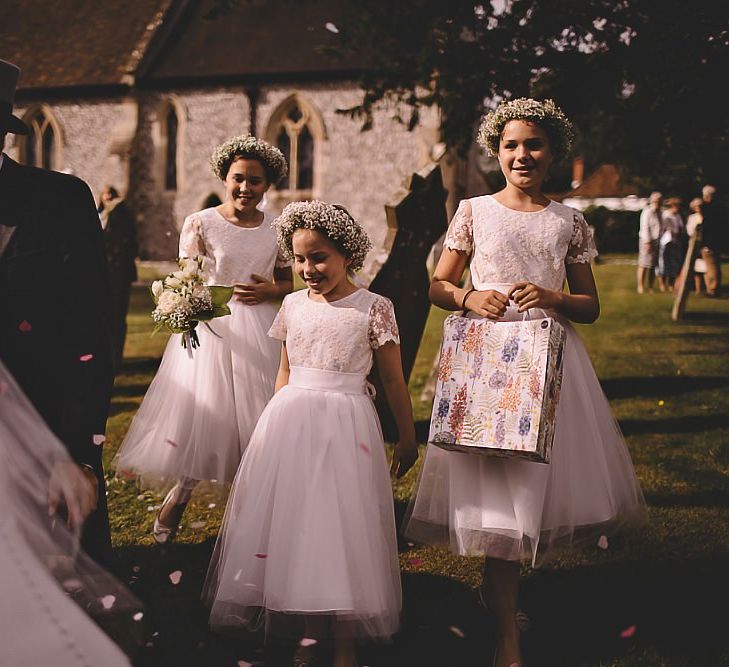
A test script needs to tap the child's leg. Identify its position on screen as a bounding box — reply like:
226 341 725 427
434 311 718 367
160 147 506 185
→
332 637 357 667
483 558 522 667
158 477 196 528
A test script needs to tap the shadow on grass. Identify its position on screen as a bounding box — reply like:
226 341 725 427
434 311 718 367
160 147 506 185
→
109 400 141 416
601 376 729 400
619 413 729 436
118 356 163 376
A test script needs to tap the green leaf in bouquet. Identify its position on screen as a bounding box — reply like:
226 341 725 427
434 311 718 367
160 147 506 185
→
209 285 234 307
212 304 231 318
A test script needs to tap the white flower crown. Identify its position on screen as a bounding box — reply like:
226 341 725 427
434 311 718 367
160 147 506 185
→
209 134 288 184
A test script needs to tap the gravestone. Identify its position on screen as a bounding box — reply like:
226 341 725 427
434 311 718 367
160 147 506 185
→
672 227 701 321
368 162 449 440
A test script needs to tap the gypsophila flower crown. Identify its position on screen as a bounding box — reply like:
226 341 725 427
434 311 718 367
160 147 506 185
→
209 134 288 184
477 98 575 161
273 200 373 272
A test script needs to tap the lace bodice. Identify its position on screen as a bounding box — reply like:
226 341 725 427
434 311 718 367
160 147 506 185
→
269 289 400 374
178 207 289 286
444 195 597 292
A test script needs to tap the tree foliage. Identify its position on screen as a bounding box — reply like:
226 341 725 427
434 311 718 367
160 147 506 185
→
329 0 729 194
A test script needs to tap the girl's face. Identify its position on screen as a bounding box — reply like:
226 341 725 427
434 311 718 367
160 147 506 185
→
224 158 269 213
292 228 352 300
498 120 554 193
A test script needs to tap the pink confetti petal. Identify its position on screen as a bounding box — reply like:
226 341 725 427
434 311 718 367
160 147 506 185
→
448 625 465 638
255 553 267 559
359 442 370 453
208 503 216 509
408 558 423 566
238 661 252 667
92 434 106 446
18 320 32 333
619 625 637 639
168 570 182 585
165 438 178 448
597 535 609 550
133 611 144 621
79 353 94 362
132 565 141 573
100 594 116 610
299 638 318 647
62 578 83 593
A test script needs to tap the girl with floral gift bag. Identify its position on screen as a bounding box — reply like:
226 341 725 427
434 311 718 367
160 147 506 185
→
114 136 293 543
403 99 646 667
203 201 418 667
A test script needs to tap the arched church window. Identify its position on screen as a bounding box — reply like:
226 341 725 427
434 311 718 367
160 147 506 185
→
20 107 61 171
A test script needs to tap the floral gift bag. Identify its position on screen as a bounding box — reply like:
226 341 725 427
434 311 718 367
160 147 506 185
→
429 314 566 463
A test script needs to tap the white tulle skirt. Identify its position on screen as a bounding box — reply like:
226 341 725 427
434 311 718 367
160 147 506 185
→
114 301 280 489
204 366 401 640
404 303 647 567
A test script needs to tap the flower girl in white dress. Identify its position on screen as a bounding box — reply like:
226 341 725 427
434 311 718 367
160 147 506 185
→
204 201 418 667
115 136 292 543
403 99 646 667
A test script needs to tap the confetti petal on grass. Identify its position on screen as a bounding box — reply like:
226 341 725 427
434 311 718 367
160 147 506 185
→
325 22 339 33
18 320 32 332
299 638 318 647
100 595 116 610
597 535 609 550
408 558 423 566
79 353 94 362
190 520 207 529
208 503 216 509
448 626 465 638
169 570 182 585
132 565 141 573
165 438 178 448
407 542 415 547
619 625 637 638
92 434 105 446
133 612 144 621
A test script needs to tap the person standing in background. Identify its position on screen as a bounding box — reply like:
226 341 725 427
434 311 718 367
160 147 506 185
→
98 185 138 371
637 191 663 294
686 197 707 293
699 184 724 297
656 197 686 292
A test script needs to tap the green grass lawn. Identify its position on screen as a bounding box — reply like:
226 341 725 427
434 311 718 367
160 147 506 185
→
105 259 729 667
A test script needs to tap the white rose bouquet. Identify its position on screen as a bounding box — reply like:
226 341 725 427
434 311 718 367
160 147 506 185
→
150 256 233 352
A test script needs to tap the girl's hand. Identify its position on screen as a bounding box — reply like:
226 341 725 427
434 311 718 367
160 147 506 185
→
464 289 509 320
234 274 276 304
390 440 418 479
509 281 560 312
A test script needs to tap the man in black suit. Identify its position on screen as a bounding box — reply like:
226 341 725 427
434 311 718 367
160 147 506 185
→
0 59 113 563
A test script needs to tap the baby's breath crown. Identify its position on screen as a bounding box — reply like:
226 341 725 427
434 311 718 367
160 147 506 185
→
273 200 373 272
477 98 575 161
209 134 288 184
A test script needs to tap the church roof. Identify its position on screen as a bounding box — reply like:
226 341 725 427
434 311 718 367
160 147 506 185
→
0 0 361 96
0 0 173 92
566 164 639 198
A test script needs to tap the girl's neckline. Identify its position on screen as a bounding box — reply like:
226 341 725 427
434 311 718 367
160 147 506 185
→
487 194 555 215
305 287 362 305
212 206 266 230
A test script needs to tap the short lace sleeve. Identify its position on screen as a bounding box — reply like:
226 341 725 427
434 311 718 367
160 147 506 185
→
443 199 473 254
268 295 288 341
565 212 598 264
368 295 400 349
275 247 292 269
179 214 206 258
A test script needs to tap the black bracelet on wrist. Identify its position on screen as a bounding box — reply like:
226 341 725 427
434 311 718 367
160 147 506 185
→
460 288 476 311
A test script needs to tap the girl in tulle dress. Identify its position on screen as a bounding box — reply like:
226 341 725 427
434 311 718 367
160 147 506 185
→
114 136 293 543
403 99 646 667
204 201 418 667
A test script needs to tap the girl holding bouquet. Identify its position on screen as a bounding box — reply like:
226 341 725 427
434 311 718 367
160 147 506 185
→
115 135 292 543
403 99 646 667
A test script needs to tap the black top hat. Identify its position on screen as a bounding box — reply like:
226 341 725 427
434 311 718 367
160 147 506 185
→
0 59 30 135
